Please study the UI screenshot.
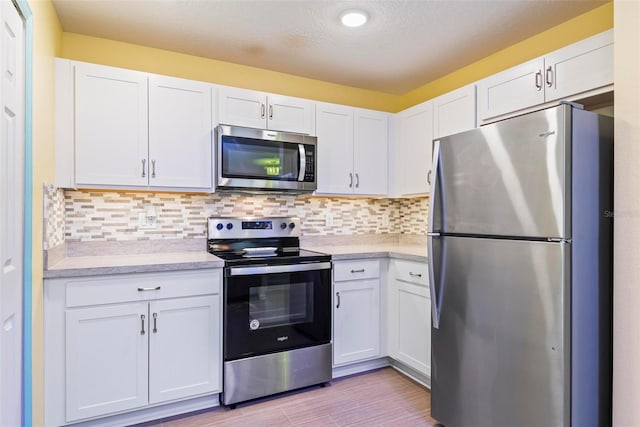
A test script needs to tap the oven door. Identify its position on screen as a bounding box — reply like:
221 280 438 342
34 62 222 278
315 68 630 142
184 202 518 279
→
224 262 331 361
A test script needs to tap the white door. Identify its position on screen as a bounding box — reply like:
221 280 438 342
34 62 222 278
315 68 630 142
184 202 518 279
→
0 2 24 426
315 103 354 194
397 101 433 196
74 62 148 187
353 109 388 196
148 75 213 190
544 30 613 103
148 295 220 404
433 85 477 139
396 282 431 375
476 57 545 122
333 279 380 365
217 86 266 129
267 94 314 134
65 303 149 422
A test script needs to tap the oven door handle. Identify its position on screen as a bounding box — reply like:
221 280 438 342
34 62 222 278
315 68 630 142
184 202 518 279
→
227 262 332 276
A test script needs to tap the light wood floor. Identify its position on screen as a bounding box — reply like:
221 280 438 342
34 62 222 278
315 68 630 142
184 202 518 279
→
146 367 438 426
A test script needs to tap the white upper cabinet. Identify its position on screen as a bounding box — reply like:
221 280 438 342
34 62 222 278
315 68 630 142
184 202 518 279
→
478 29 613 123
353 108 389 195
316 103 354 194
316 102 388 196
396 100 433 196
56 60 215 191
218 86 315 135
543 30 614 102
74 62 149 187
148 75 213 190
433 84 477 139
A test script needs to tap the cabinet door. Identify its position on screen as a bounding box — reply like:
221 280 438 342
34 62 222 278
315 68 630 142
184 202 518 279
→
333 279 380 365
148 75 213 190
397 101 433 196
433 85 476 139
66 303 148 422
315 102 355 194
544 30 613 103
353 109 389 196
148 295 221 404
476 57 545 122
74 63 148 187
267 94 315 134
396 282 431 376
218 86 266 129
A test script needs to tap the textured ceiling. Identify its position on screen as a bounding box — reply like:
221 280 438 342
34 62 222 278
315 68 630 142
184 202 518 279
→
52 0 607 95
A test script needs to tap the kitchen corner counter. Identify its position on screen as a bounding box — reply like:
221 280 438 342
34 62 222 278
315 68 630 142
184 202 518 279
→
303 243 427 263
44 251 224 279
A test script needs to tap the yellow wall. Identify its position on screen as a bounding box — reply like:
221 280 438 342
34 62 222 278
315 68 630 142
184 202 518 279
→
30 0 62 425
61 2 613 113
61 33 402 112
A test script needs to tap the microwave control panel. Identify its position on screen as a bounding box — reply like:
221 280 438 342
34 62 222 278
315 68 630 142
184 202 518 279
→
303 147 315 182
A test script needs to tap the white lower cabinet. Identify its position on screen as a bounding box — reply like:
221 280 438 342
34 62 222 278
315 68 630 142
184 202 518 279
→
45 269 222 426
388 259 431 378
332 259 381 366
66 302 149 421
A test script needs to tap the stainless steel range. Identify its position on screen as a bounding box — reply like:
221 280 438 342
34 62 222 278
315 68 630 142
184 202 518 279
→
207 216 332 407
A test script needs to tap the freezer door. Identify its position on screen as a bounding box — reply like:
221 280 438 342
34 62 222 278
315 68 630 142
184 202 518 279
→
431 105 571 238
430 236 569 427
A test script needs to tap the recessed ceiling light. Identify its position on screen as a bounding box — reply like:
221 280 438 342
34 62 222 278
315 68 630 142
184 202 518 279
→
340 10 368 28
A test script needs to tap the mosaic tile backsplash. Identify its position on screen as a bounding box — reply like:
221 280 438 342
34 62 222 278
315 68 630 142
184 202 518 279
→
45 189 428 246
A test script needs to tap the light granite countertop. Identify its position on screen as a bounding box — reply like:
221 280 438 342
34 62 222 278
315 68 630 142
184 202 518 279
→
44 251 224 279
44 237 427 279
303 243 427 263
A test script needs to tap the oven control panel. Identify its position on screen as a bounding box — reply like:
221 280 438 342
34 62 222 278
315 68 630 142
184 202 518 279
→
207 216 300 239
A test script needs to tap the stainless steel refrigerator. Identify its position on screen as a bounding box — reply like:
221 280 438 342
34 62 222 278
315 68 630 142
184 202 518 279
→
428 104 613 427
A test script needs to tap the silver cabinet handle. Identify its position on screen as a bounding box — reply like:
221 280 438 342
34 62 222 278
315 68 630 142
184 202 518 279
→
269 104 273 120
137 286 161 292
152 312 158 333
260 103 266 119
355 173 360 188
409 272 423 278
151 160 156 178
140 314 146 335
349 173 353 188
535 70 543 91
351 268 365 273
336 291 341 309
545 65 553 87
141 159 146 178
427 170 432 185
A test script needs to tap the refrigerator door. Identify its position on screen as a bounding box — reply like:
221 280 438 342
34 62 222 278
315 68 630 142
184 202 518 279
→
431 105 571 239
430 235 569 427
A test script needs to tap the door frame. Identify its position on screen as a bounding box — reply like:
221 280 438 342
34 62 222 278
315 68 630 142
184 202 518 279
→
12 0 33 425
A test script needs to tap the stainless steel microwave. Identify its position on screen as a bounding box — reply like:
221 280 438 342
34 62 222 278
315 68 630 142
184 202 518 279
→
216 125 317 193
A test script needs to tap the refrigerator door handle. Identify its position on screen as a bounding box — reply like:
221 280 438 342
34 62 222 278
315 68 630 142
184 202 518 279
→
428 234 441 329
428 140 441 234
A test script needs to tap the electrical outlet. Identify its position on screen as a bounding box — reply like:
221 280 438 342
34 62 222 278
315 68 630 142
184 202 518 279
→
382 213 390 227
138 206 157 229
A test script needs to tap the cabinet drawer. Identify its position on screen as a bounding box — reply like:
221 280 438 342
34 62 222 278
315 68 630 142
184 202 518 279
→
65 269 222 308
333 259 380 282
391 260 429 287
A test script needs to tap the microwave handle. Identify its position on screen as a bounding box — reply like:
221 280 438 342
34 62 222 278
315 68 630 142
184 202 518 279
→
298 144 306 182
